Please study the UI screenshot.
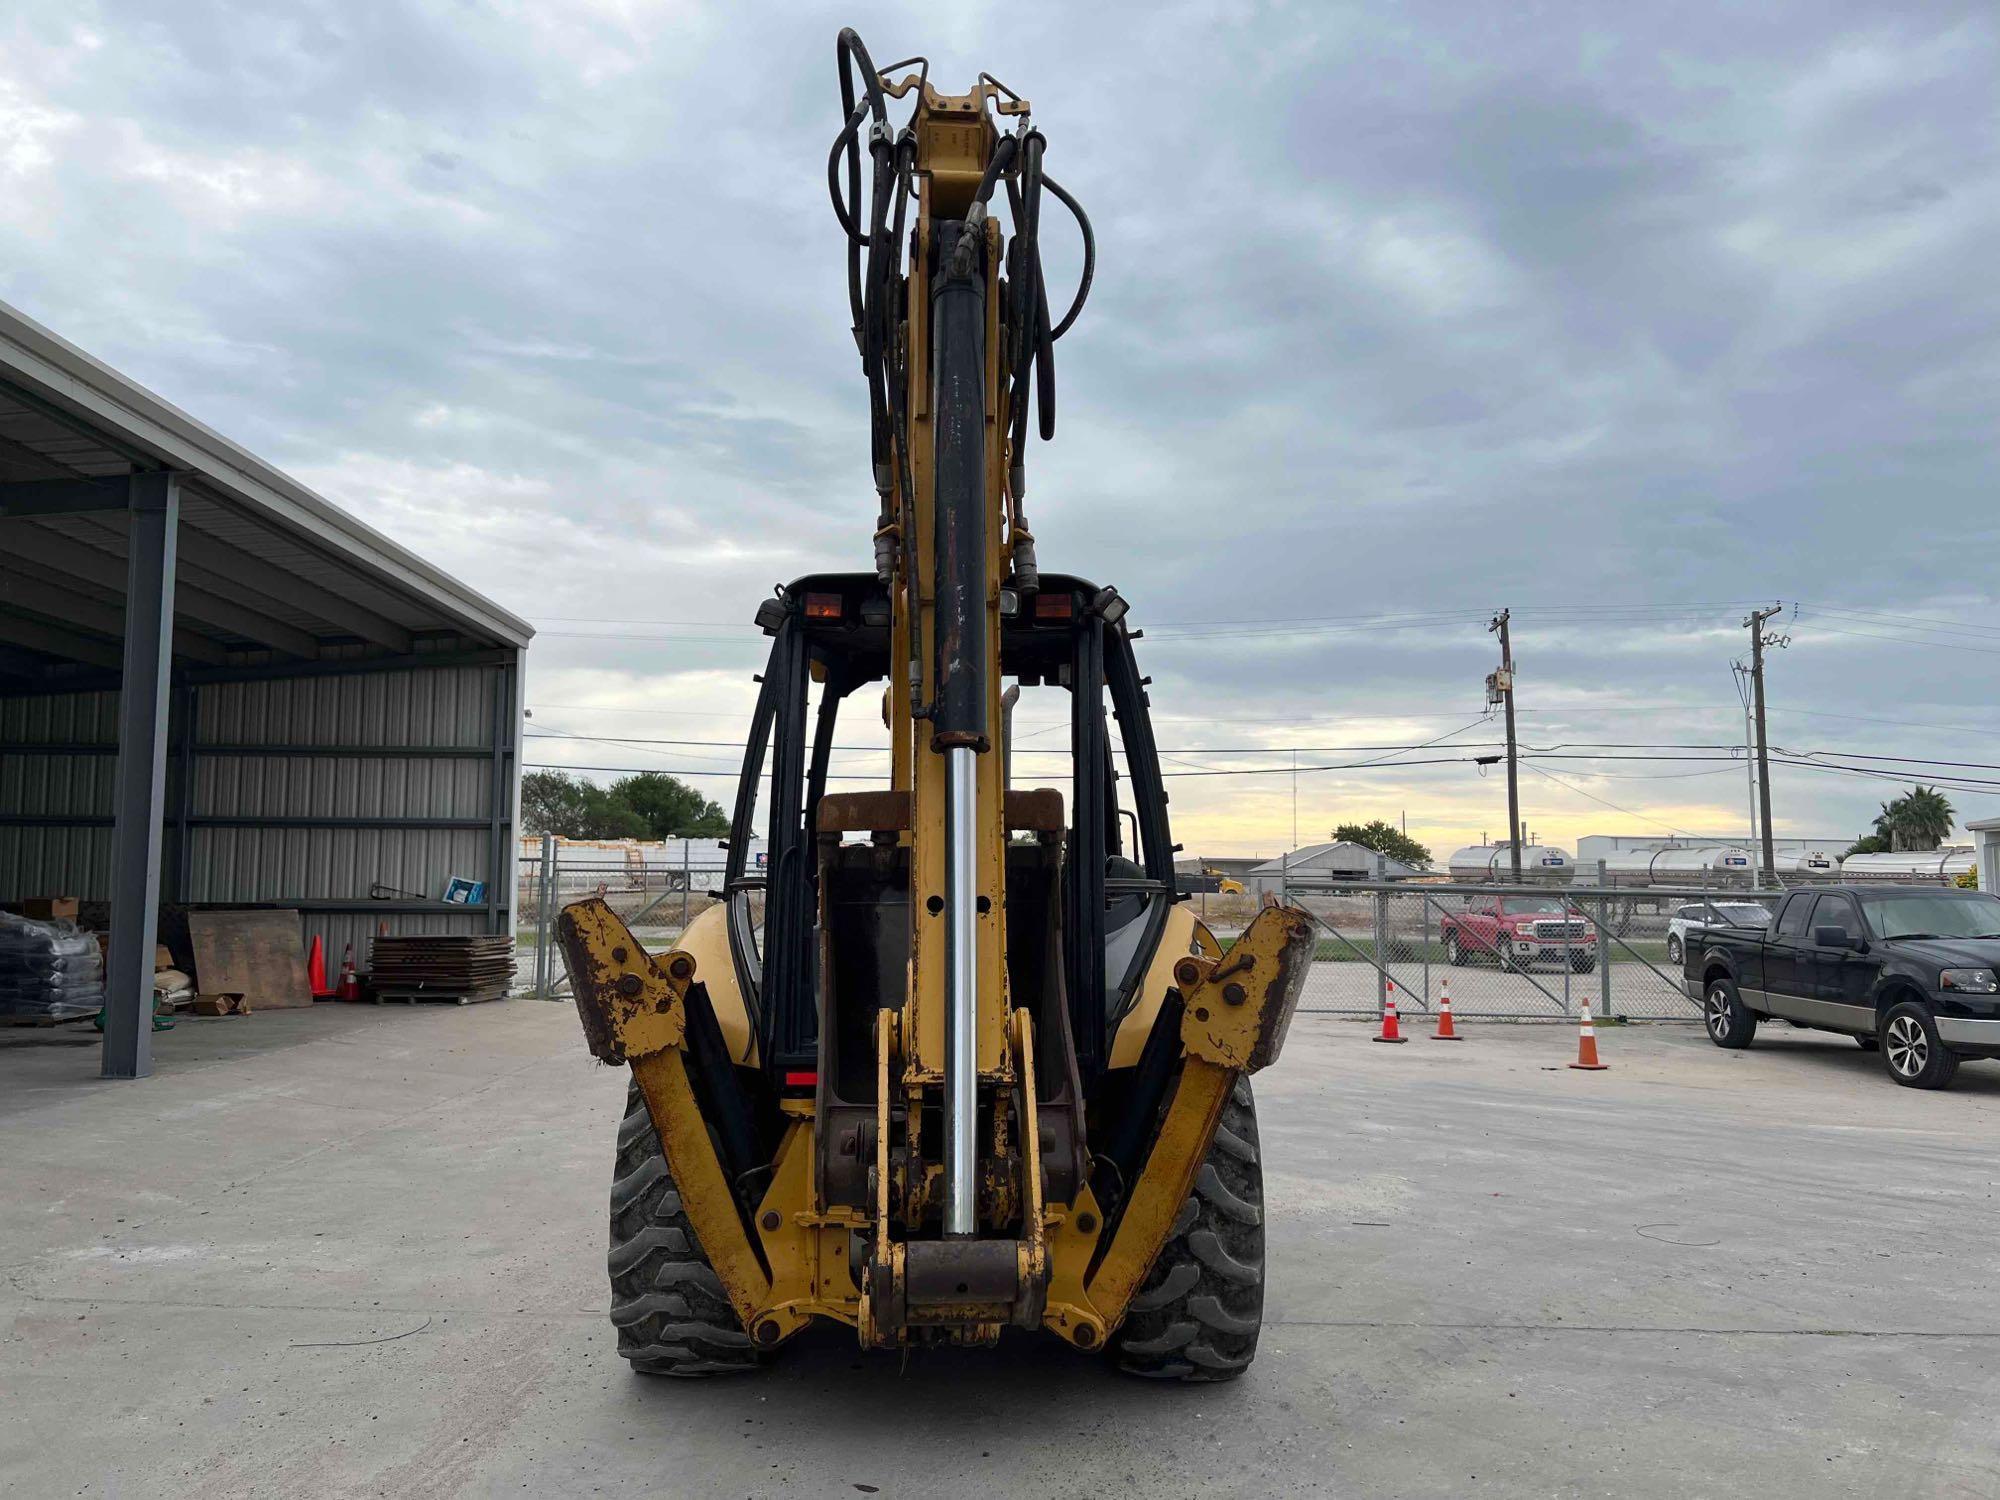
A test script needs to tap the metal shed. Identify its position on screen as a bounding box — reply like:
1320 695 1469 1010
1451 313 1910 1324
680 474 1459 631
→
0 298 532 1078
1245 841 1424 895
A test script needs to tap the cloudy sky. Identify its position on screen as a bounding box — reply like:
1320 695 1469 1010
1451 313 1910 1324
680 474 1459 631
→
4 1 1997 859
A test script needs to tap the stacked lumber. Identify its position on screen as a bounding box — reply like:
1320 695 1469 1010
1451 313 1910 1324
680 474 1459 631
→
368 935 515 1005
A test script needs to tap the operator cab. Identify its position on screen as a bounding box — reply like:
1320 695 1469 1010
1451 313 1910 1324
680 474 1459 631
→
723 571 1176 1098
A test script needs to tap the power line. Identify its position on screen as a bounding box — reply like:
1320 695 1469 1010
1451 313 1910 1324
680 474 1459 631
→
1519 762 1696 839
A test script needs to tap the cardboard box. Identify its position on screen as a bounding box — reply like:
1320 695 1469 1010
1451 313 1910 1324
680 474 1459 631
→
191 992 251 1017
22 896 79 922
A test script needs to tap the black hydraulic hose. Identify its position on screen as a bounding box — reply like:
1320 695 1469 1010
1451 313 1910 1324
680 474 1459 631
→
861 126 897 475
1004 135 1045 463
882 135 917 508
835 29 889 348
835 27 888 124
827 102 871 243
1041 172 1095 340
1033 259 1056 440
827 32 1093 521
971 133 1019 209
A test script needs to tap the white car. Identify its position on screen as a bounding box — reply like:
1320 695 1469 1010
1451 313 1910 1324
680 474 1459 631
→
1665 900 1773 965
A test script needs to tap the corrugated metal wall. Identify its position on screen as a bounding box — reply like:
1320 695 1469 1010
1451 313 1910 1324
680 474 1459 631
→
0 656 520 968
0 689 120 896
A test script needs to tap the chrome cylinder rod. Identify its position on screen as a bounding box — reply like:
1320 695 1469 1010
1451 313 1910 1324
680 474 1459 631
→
943 744 979 1237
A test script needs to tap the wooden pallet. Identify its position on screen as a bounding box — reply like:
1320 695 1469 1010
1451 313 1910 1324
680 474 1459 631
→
370 988 509 1007
0 1013 95 1028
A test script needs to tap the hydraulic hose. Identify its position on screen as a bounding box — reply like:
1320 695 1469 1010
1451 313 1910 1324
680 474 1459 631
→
829 31 1093 556
1042 173 1095 340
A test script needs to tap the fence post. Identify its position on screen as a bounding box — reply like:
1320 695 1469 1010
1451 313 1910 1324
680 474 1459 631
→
1419 886 1430 1009
535 832 556 998
1596 865 1613 1020
1281 849 1290 905
681 839 692 933
1374 887 1389 1017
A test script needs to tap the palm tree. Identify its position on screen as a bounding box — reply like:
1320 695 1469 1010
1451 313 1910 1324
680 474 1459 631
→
1876 785 1955 852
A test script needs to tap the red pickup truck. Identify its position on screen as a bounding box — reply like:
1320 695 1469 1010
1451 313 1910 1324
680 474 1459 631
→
1440 895 1597 972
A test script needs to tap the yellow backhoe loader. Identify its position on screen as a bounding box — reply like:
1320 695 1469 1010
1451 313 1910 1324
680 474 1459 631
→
557 28 1314 1381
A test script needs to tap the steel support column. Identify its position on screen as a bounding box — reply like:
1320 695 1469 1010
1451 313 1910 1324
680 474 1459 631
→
487 656 516 936
102 472 179 1080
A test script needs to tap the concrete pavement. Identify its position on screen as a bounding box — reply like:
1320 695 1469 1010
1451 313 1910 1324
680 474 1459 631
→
3 1002 1997 1498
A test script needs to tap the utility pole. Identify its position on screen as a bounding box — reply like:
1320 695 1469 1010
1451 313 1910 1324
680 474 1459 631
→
1745 604 1784 883
1487 609 1521 881
1732 662 1758 850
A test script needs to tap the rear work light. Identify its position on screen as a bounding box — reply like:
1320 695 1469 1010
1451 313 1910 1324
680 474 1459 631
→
804 592 844 620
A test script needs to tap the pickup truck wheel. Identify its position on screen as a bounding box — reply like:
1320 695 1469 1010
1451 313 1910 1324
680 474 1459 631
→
1881 1003 1959 1090
1666 934 1683 965
1445 932 1465 967
1498 936 1518 970
1703 978 1756 1049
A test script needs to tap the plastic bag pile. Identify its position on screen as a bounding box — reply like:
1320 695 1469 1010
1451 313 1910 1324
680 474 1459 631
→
0 912 105 1020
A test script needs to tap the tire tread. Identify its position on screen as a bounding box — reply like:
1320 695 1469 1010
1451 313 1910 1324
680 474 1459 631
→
1112 1078 1265 1382
608 1081 761 1377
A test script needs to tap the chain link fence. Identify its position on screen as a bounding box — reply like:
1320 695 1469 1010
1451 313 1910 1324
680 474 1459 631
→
1277 881 1784 1020
517 843 730 998
518 846 1783 1022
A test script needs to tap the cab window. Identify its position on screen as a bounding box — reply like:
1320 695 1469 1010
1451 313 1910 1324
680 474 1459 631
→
1811 894 1860 939
1774 894 1813 940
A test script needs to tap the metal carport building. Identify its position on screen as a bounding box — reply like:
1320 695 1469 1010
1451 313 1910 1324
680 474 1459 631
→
0 299 533 1078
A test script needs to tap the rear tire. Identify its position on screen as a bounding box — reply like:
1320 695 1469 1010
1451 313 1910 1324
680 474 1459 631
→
1881 1003 1959 1090
1113 1075 1265 1383
1445 932 1465 967
1666 934 1683 964
1703 977 1756 1049
609 1081 762 1376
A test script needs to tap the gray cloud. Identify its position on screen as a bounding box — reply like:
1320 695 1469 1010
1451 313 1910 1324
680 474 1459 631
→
3 0 1996 854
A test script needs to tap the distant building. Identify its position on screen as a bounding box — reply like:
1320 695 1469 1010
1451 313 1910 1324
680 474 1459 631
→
1241 841 1424 896
1174 856 1264 888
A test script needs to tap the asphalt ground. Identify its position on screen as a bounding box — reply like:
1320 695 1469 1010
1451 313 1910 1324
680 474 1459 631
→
4 1002 1996 1498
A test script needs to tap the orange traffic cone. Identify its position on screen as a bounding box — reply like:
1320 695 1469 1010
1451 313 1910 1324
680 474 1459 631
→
377 919 389 939
305 934 332 999
1374 982 1407 1043
337 943 361 1003
1569 1000 1608 1070
1431 979 1461 1040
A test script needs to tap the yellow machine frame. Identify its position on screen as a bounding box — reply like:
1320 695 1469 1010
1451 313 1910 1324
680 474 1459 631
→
557 53 1316 1358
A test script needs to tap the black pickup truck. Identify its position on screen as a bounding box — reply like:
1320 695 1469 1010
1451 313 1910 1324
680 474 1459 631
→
1682 884 2000 1089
